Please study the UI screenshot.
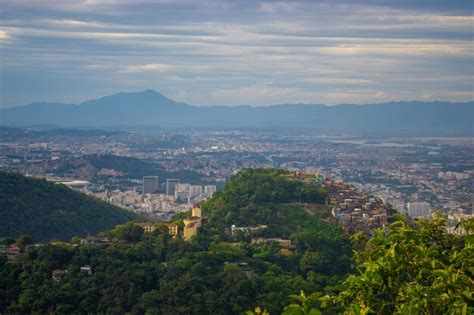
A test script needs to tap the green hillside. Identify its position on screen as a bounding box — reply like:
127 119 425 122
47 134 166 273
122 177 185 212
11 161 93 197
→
2 168 467 314
0 172 137 242
0 168 350 314
53 154 203 185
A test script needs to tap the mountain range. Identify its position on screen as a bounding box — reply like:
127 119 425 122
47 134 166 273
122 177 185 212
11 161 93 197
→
1 89 473 136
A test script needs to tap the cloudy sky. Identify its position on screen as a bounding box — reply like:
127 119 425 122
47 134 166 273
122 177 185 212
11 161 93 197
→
0 0 473 107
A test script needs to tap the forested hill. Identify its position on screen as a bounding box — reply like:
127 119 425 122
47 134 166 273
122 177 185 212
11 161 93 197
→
0 168 470 314
0 172 137 242
204 168 328 229
0 168 352 314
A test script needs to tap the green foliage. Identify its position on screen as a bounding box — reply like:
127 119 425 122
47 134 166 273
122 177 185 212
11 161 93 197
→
0 172 138 242
283 291 323 315
204 168 327 228
333 215 473 314
0 168 350 314
246 306 270 315
299 184 326 204
15 235 33 250
108 223 145 242
289 216 473 314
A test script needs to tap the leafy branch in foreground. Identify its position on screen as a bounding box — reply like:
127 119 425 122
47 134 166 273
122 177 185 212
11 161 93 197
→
280 215 473 314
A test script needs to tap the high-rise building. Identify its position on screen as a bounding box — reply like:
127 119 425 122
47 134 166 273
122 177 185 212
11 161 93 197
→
390 199 406 214
166 179 180 196
407 202 431 218
143 176 159 194
176 183 190 193
204 185 217 198
175 183 190 201
190 185 203 197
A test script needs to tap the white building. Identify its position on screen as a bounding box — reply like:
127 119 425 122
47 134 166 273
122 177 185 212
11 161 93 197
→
176 183 190 193
190 185 203 197
391 200 406 214
407 202 431 218
204 185 217 198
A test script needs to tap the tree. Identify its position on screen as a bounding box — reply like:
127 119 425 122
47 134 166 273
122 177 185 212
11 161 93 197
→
114 223 145 242
299 184 326 204
282 291 322 315
325 215 473 314
246 306 270 315
0 168 352 314
15 235 32 249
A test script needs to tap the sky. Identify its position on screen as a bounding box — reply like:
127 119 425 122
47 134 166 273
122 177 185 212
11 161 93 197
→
0 0 473 108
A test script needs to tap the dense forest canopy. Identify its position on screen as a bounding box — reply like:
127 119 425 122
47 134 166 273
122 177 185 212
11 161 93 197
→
0 168 350 314
204 168 327 229
275 216 473 315
0 172 138 242
0 168 471 314
330 215 473 315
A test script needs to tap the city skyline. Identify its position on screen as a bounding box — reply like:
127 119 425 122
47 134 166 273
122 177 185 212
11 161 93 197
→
1 0 473 108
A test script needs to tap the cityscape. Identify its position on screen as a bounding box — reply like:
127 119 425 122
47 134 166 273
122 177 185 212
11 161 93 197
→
1 127 471 228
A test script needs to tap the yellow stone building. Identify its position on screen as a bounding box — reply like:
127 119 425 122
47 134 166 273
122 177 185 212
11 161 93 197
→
164 223 179 237
134 222 159 233
192 203 202 217
183 216 202 241
183 222 198 241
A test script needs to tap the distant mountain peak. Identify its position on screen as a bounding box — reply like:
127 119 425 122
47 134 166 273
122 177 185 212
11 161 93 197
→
1 91 472 136
142 89 160 94
77 89 182 109
117 89 164 97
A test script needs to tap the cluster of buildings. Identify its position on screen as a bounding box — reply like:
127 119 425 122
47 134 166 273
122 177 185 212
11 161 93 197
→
228 224 293 249
2 128 471 239
3 129 471 219
134 203 203 241
405 202 431 218
250 237 292 248
143 176 217 202
0 243 45 262
87 177 216 220
0 244 21 261
230 224 268 236
324 175 471 236
323 177 389 235
52 265 92 282
438 171 470 181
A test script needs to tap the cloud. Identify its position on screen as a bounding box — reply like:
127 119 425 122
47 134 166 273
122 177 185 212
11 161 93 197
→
121 63 173 73
0 29 10 40
0 0 473 107
210 84 322 105
315 43 472 57
207 81 474 106
299 78 374 85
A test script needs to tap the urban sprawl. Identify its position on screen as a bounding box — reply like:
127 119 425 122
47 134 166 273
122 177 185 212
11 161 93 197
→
1 129 471 236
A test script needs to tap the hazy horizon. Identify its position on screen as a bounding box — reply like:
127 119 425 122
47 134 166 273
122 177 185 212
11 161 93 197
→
4 89 474 110
1 0 473 108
